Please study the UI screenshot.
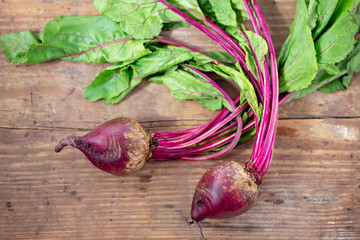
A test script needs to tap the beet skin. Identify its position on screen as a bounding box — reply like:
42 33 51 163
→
55 117 151 176
191 161 259 221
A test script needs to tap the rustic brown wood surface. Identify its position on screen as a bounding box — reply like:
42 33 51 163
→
0 0 359 239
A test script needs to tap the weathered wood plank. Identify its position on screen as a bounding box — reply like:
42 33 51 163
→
0 55 359 130
0 119 359 239
279 75 360 118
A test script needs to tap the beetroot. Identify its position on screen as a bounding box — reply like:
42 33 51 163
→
191 161 259 222
55 117 151 176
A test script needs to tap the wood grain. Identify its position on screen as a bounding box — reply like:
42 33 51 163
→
0 0 359 239
1 119 359 239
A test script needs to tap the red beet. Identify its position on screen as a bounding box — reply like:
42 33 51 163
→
55 117 151 176
191 161 259 221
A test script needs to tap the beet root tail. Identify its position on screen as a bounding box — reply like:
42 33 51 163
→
184 217 207 240
192 219 207 240
54 136 79 153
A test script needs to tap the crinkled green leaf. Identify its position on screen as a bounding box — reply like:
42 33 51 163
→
0 15 151 64
94 0 162 39
245 31 268 66
117 11 163 39
149 67 230 111
94 0 202 39
85 45 202 103
277 0 318 93
198 0 237 27
166 0 205 19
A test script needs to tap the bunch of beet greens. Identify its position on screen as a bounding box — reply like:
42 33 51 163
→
1 0 359 237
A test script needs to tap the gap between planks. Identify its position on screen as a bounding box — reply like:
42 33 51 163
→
0 116 359 132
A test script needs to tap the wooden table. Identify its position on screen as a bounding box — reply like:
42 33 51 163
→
1 1 359 239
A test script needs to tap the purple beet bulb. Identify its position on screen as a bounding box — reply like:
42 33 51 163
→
55 117 152 176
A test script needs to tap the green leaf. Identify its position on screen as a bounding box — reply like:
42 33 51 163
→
63 39 150 63
94 0 162 39
167 0 205 20
0 30 42 64
212 63 260 118
132 45 198 76
162 22 191 31
291 39 360 98
103 77 143 104
345 42 360 74
198 0 237 27
224 27 268 81
306 0 318 30
0 30 67 64
239 126 256 143
183 52 221 72
318 63 341 75
84 64 132 102
207 50 235 64
149 67 230 111
0 15 151 64
94 0 203 39
315 0 359 65
282 0 360 97
244 30 268 79
230 0 250 23
277 0 318 93
241 111 248 124
318 78 345 93
45 15 151 63
85 45 201 103
117 11 163 39
311 0 339 38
